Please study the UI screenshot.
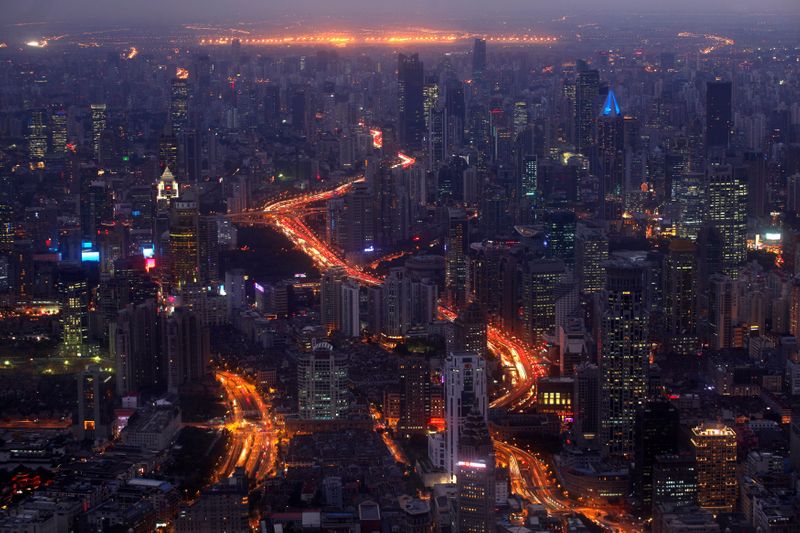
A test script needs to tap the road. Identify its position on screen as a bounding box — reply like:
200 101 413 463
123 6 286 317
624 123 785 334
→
213 370 277 484
249 179 641 531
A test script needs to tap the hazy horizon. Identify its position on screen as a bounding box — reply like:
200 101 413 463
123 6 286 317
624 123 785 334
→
3 0 800 27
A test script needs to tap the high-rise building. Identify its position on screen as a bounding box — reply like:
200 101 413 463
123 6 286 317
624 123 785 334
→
111 299 163 395
76 365 115 443
164 308 209 393
444 352 488 477
600 259 649 459
398 54 425 150
575 222 608 294
49 107 67 156
543 210 577 266
634 400 680 514
652 455 697 509
341 279 361 338
445 208 470 308
297 342 349 420
708 274 737 350
521 155 538 199
472 39 487 78
574 363 601 442
663 239 698 355
674 173 705 240
321 266 347 332
598 89 625 216
456 408 496 533
169 200 199 287
521 257 564 345
170 74 189 137
26 109 47 164
706 81 732 151
398 357 430 435
58 266 89 357
691 422 737 512
90 103 107 161
706 165 747 278
575 69 600 151
453 302 487 359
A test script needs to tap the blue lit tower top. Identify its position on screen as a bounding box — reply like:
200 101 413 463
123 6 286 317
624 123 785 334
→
602 89 621 117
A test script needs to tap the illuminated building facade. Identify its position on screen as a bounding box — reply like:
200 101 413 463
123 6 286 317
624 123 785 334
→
169 200 199 287
58 266 89 357
297 342 349 420
600 259 649 459
456 408 496 533
521 257 564 345
76 365 115 443
707 165 747 278
445 208 469 309
444 352 488 478
663 239 698 355
576 222 608 294
691 422 737 512
90 103 107 161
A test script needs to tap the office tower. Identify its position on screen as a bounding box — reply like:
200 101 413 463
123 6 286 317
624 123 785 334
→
290 87 306 134
574 363 601 442
600 259 649 459
156 167 180 208
49 107 67 156
90 103 107 161
575 222 608 294
197 215 220 284
521 257 564 345
159 130 178 172
445 208 470 309
111 299 162 395
708 274 737 350
634 400 680 514
224 268 247 316
398 357 431 435
706 81 732 151
652 455 697 509
170 74 189 137
707 165 747 278
164 307 209 393
169 200 199 287
26 109 47 164
453 302 487 359
321 266 347 332
58 266 89 357
398 54 425 149
297 342 349 420
180 129 201 183
340 279 361 337
76 365 115 443
382 267 410 338
519 155 538 201
575 69 599 151
444 352 488 477
598 89 625 216
472 38 487 78
80 178 113 243
456 408 496 533
674 173 704 240
444 79 466 151
543 210 577 266
342 182 375 254
691 422 737 512
663 239 698 355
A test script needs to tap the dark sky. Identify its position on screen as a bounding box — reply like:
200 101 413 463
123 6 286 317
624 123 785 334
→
3 0 800 25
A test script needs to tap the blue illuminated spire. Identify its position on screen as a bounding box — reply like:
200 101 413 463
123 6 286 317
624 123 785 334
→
602 89 621 117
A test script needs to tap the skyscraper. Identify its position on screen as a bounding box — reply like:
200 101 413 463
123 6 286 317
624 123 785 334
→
634 400 680 514
445 208 470 308
453 302 488 359
164 307 209 393
76 365 115 443
398 357 431 435
321 266 347 332
472 39 487 78
444 352 488 477
170 74 189 137
297 342 349 420
598 89 625 216
691 422 737 512
169 200 199 287
663 239 698 355
575 69 599 151
708 273 737 350
706 165 747 278
521 257 564 345
58 266 89 357
706 81 732 151
341 279 361 338
600 259 649 459
90 103 107 161
456 408 496 533
398 54 425 150
111 299 163 395
576 222 608 294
